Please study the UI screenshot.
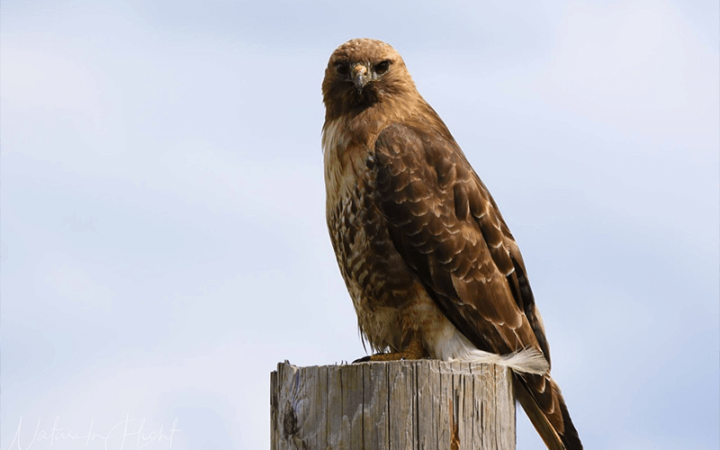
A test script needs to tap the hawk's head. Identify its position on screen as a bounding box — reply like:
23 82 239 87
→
322 38 417 120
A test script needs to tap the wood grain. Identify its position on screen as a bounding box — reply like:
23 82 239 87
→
271 360 515 450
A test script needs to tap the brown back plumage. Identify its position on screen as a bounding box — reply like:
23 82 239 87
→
322 38 582 450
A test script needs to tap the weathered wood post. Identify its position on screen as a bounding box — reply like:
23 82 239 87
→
270 360 515 450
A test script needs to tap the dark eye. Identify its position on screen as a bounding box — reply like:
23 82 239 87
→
335 62 350 75
375 60 391 74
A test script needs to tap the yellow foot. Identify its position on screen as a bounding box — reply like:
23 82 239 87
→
353 337 426 363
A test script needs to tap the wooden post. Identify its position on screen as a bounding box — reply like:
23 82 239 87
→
270 360 515 450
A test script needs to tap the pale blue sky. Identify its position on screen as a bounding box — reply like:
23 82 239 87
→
2 1 718 449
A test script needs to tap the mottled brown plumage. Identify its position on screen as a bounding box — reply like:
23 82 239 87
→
322 38 582 450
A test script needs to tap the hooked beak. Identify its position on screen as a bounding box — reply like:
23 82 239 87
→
352 63 370 93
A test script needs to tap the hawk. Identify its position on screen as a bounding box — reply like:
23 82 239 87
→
322 38 582 450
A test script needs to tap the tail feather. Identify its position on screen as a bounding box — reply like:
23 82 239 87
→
513 374 583 450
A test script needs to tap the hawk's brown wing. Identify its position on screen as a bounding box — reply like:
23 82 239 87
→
372 123 548 359
371 123 582 450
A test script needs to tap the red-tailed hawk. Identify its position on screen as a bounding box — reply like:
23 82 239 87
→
322 38 582 450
